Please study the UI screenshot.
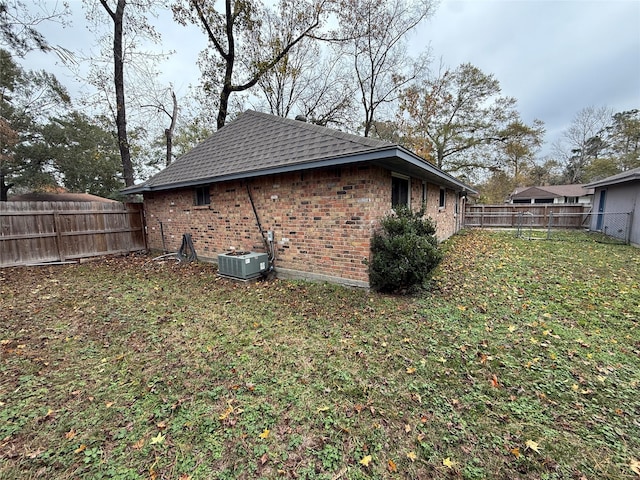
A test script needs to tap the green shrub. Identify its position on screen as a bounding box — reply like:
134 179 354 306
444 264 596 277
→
368 206 442 293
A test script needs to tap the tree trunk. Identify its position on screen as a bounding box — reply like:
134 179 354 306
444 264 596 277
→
113 0 134 186
216 0 235 130
217 84 232 131
101 0 134 186
0 172 13 201
165 90 178 166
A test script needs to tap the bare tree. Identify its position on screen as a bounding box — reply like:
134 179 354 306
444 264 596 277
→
97 0 133 186
338 0 435 137
0 0 70 57
553 106 612 183
142 88 178 167
297 54 357 128
173 0 331 130
82 0 167 186
254 27 357 128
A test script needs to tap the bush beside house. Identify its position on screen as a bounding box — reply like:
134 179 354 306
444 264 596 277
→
369 206 442 293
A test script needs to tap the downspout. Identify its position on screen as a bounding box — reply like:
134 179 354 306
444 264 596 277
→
245 183 275 270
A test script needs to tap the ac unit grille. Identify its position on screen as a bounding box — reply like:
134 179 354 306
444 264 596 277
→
217 252 269 280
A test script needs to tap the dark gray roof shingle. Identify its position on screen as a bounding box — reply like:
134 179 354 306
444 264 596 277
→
124 110 476 194
131 110 390 191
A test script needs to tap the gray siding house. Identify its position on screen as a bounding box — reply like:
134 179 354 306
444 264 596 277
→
585 167 640 246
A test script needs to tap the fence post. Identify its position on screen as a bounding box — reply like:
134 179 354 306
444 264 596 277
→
139 206 148 251
547 211 552 239
53 211 66 262
625 212 631 245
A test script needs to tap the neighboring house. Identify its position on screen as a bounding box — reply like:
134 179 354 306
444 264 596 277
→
123 110 476 287
585 167 640 246
508 185 593 205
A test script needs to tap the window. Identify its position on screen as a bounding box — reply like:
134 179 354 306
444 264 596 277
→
422 182 427 206
439 187 446 209
195 186 210 206
392 175 409 207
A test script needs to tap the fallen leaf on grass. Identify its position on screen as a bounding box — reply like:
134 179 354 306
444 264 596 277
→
490 374 500 388
259 428 270 439
27 448 45 459
442 457 457 468
74 444 86 454
219 405 234 420
65 429 76 440
404 423 411 433
388 459 397 472
132 438 145 450
407 451 417 462
510 447 520 458
359 455 372 466
629 458 640 475
525 439 541 453
149 432 165 445
406 367 416 374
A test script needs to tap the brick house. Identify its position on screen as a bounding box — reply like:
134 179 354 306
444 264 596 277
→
123 111 475 287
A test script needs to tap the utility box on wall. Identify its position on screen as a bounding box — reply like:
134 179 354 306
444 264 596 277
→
217 252 269 280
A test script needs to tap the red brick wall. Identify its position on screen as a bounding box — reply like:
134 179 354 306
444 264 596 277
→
142 165 461 285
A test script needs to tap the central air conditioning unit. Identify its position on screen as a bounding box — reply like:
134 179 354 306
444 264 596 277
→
217 251 269 280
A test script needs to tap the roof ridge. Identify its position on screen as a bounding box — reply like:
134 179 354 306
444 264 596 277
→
243 110 392 149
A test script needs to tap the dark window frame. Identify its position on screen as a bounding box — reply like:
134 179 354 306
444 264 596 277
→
195 185 210 206
439 187 446 209
392 174 410 208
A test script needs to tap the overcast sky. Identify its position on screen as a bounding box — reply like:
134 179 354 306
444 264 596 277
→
416 0 640 155
20 0 640 159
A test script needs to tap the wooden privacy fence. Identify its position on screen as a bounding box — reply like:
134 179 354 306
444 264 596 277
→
464 204 591 229
0 201 146 267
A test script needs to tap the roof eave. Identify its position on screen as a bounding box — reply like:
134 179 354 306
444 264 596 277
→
125 146 477 195
585 173 640 189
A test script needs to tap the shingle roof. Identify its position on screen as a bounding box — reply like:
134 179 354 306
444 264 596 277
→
123 110 475 194
584 167 640 188
511 184 593 199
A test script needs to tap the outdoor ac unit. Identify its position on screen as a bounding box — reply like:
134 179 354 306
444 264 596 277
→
217 251 269 280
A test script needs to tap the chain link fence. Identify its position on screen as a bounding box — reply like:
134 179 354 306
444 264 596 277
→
515 211 632 244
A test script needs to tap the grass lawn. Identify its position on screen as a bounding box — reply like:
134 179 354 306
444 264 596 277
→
1 230 639 480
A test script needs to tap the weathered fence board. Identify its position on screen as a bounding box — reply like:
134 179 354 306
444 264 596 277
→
0 201 146 267
464 204 591 228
